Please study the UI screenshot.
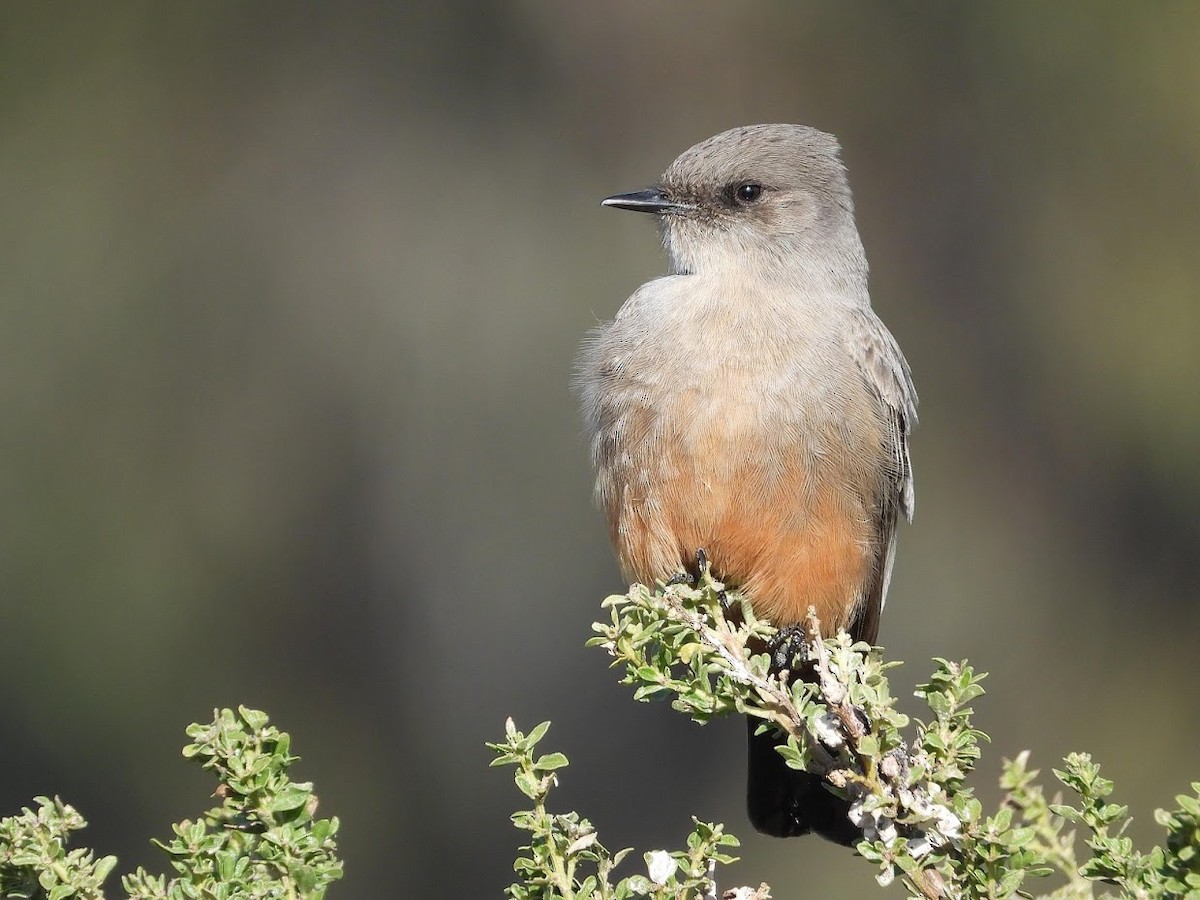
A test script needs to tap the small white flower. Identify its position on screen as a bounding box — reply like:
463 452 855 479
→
874 814 897 846
908 835 932 859
814 713 844 748
820 676 847 705
848 798 866 826
905 790 934 818
646 850 677 885
933 804 961 839
875 864 896 887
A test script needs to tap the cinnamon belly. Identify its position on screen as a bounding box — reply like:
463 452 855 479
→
610 458 877 632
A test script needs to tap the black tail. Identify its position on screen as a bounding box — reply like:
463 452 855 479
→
745 718 860 845
742 508 894 844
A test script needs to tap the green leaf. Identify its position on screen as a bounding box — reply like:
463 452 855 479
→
1049 804 1082 823
270 785 312 813
238 707 270 731
95 854 119 882
514 771 541 800
1178 794 1200 817
997 869 1025 894
534 753 570 772
990 806 1013 831
1007 826 1036 848
524 721 552 749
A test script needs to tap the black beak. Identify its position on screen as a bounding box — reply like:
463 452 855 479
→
601 188 692 214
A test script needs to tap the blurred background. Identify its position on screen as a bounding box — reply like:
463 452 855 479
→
2 3 1198 896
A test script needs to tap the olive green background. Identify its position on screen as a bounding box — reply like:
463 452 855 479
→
2 4 1197 897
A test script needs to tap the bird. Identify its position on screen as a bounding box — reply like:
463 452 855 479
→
575 124 916 844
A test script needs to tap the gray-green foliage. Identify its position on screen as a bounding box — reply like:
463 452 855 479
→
488 719 761 900
0 706 341 900
493 569 1200 898
0 798 116 900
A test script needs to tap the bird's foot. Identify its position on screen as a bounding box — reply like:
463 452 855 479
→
665 548 712 588
767 623 812 673
715 588 734 614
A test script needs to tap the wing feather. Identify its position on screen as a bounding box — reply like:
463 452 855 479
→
845 309 917 643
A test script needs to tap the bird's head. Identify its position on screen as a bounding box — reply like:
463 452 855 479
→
603 124 865 283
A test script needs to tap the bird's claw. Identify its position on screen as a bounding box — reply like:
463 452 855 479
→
767 623 811 672
666 548 712 588
715 589 734 614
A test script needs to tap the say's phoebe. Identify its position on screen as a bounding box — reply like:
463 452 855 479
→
576 124 917 844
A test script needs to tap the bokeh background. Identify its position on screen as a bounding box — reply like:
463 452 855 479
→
2 4 1198 897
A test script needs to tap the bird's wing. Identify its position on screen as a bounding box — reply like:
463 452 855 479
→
845 308 917 644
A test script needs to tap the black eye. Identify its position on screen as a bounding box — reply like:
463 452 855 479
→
734 183 763 204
